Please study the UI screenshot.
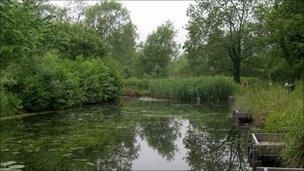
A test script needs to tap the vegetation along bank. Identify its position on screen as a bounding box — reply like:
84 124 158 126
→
234 82 304 168
122 76 237 101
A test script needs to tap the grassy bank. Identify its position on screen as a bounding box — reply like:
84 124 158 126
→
234 82 304 167
122 76 237 101
0 52 121 118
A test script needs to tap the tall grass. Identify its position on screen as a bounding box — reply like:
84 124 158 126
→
123 76 237 101
234 82 304 167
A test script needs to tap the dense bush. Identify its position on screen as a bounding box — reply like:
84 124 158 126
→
0 64 23 116
122 76 237 101
1 52 121 116
44 22 109 60
0 0 48 69
0 0 123 117
234 83 304 167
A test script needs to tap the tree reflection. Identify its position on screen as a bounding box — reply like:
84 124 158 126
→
1 100 251 170
139 117 182 161
183 119 248 171
95 128 139 171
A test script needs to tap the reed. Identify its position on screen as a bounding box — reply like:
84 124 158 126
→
234 82 304 167
123 76 237 101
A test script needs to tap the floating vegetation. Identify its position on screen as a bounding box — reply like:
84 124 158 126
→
0 161 25 171
0 98 248 170
138 97 161 102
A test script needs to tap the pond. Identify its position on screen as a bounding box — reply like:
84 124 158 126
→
0 98 251 170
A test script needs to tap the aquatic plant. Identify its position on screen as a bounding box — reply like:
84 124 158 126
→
123 76 237 101
0 161 25 170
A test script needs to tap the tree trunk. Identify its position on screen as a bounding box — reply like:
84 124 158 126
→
228 46 241 84
233 58 241 84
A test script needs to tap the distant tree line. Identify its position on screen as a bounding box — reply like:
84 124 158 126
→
182 0 303 83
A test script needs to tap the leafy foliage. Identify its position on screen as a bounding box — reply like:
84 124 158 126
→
0 0 49 68
0 0 121 115
44 22 109 60
84 1 130 39
138 21 178 78
1 52 121 114
180 0 303 83
185 0 259 83
265 0 304 80
84 1 138 77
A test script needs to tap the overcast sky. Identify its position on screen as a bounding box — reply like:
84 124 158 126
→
50 1 193 46
121 1 193 46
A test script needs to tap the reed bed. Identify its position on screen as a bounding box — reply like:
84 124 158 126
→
122 76 237 101
234 82 304 167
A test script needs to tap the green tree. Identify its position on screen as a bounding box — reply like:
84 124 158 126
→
184 30 232 76
169 54 192 77
108 22 138 78
139 21 178 78
65 0 87 23
44 22 109 60
84 1 137 77
0 0 49 68
266 0 304 81
84 1 130 39
36 2 69 22
185 0 259 83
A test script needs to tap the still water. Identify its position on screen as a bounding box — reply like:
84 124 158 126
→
0 98 251 170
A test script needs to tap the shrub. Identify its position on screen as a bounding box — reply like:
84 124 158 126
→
75 57 121 104
0 64 22 117
44 22 109 60
0 52 121 114
0 0 47 69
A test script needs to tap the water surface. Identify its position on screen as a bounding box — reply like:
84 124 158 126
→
0 98 250 170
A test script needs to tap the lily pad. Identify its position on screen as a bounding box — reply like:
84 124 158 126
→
12 152 20 155
0 161 16 167
7 165 25 169
86 162 95 166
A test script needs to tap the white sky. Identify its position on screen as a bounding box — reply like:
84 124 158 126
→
50 1 193 46
121 1 193 46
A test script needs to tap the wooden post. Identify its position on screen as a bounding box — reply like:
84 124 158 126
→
252 144 258 171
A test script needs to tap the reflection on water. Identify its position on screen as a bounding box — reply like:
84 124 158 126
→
0 98 251 170
132 119 189 170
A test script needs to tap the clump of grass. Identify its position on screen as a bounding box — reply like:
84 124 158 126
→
234 82 304 167
122 78 151 97
123 76 237 101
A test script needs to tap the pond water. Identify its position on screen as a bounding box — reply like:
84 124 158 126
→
0 98 251 170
